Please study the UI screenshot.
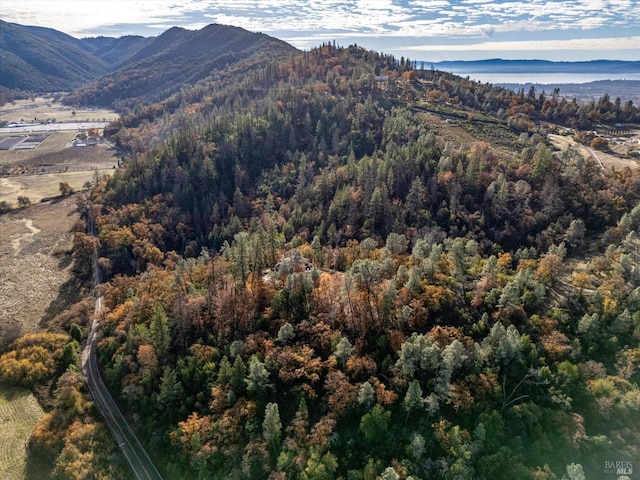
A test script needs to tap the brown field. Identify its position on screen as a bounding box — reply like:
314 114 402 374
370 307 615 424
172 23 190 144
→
0 131 77 162
0 196 80 340
0 131 118 207
0 97 118 123
0 385 45 480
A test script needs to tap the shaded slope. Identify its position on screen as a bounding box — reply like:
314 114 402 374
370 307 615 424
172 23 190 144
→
83 35 151 68
0 20 108 91
65 24 299 108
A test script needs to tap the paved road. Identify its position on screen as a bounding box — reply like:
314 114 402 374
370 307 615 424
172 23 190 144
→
82 248 164 480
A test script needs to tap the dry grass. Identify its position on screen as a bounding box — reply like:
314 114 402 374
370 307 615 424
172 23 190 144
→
0 195 90 480
0 170 112 206
0 131 119 166
0 196 80 340
0 384 45 480
549 134 638 170
0 97 117 123
0 131 117 206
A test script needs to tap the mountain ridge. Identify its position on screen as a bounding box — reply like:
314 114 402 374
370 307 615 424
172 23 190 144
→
0 19 109 91
83 35 151 68
0 20 298 101
3 19 639 109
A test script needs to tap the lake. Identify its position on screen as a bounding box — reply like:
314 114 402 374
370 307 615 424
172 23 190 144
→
448 72 640 85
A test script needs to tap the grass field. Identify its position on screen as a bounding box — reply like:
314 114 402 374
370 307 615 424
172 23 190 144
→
0 197 80 338
0 131 77 165
0 385 44 480
0 169 113 205
0 131 118 206
0 97 118 124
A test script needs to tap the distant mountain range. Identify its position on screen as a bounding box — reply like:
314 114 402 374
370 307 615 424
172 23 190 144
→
0 20 298 106
3 19 640 107
424 59 640 103
426 58 640 74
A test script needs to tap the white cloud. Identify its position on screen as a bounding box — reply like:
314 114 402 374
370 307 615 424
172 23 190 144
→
1 0 216 36
1 0 638 60
400 35 640 52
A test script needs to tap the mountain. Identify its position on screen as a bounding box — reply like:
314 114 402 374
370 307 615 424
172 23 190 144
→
3 37 640 480
82 35 151 68
0 19 109 91
0 21 298 103
70 45 640 480
65 23 299 108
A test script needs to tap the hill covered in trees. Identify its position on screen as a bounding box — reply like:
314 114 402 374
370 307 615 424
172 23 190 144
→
0 21 298 107
2 41 639 480
64 23 299 110
0 20 109 92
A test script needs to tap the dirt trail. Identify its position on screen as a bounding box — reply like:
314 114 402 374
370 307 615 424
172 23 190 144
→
10 217 41 256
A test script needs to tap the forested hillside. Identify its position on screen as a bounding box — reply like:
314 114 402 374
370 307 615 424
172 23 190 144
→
0 20 108 91
0 21 297 106
3 43 639 479
63 23 299 110
69 44 639 479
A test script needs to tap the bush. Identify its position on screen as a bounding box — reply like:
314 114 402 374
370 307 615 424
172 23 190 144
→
17 196 31 207
590 137 609 150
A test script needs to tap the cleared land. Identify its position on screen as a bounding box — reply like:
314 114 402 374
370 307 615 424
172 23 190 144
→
0 97 117 124
0 196 80 338
549 133 639 170
0 385 45 480
0 131 117 206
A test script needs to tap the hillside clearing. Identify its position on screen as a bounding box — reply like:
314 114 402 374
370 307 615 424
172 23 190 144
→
549 133 638 170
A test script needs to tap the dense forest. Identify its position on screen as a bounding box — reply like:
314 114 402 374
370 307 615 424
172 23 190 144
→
2 43 639 479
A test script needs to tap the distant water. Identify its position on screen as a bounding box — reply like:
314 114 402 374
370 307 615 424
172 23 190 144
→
449 72 640 84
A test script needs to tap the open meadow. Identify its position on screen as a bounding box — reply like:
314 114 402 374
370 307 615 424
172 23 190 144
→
0 101 121 478
0 196 80 339
0 385 45 480
0 97 118 124
0 131 118 207
0 193 91 480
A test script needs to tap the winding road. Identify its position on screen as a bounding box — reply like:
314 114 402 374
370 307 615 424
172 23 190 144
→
82 247 163 480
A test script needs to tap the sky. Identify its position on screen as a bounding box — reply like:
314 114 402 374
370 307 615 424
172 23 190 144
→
2 0 639 62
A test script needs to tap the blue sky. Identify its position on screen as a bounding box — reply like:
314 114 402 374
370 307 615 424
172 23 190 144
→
3 0 639 61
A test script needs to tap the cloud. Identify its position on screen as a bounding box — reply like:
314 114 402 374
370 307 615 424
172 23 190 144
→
1 0 638 60
399 35 640 52
1 1 216 36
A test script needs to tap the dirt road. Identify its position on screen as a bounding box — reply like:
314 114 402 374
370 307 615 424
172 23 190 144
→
549 134 638 170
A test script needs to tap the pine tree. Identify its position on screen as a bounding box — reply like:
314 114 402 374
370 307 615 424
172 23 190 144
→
358 381 375 408
150 303 170 358
403 379 424 423
263 402 282 455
